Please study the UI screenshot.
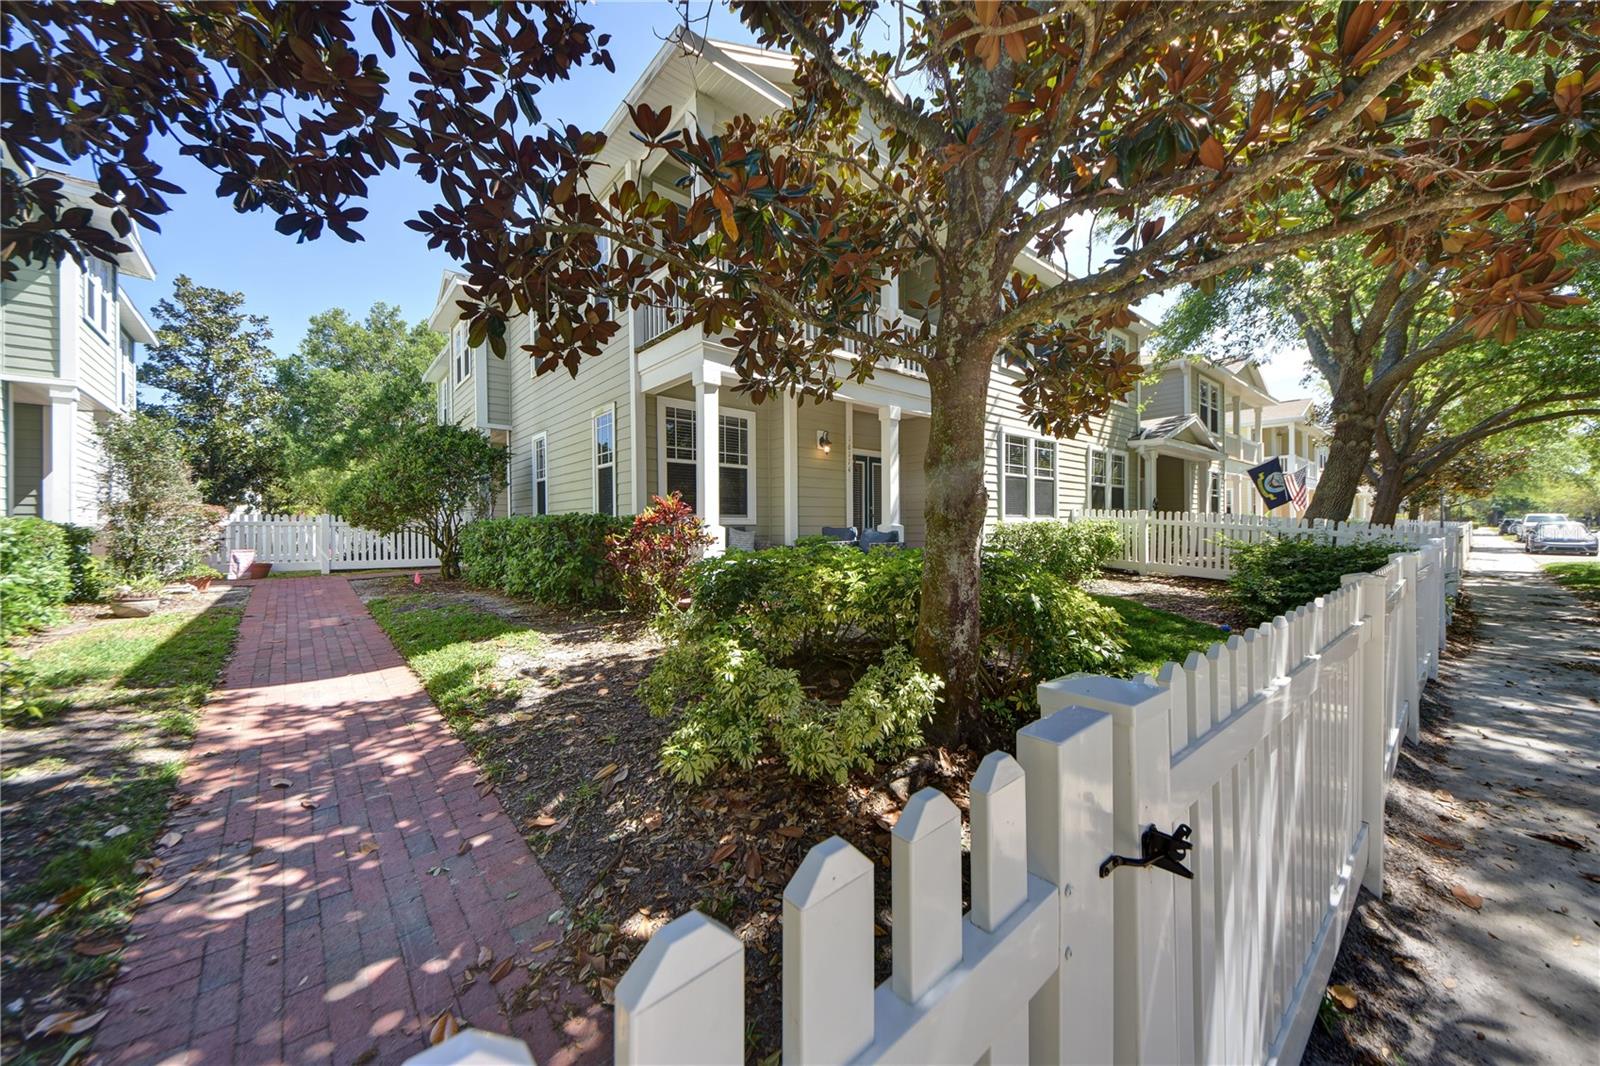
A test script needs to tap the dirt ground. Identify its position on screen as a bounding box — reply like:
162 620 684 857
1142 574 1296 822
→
1087 569 1252 630
351 574 982 1063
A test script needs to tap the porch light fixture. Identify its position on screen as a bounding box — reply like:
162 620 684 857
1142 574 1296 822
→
817 430 832 454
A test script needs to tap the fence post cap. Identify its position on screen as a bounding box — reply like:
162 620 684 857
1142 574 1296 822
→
1018 702 1111 746
971 750 1024 795
614 910 741 1014
1039 673 1166 718
892 787 959 843
785 835 872 908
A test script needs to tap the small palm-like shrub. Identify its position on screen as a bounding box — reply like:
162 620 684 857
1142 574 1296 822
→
606 493 713 612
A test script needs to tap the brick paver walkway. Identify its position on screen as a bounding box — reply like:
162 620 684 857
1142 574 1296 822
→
95 577 606 1065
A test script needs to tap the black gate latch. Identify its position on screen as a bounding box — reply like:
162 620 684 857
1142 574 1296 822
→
1099 823 1194 879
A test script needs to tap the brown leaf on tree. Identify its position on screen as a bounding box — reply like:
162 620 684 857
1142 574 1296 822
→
1450 884 1484 910
1197 136 1226 171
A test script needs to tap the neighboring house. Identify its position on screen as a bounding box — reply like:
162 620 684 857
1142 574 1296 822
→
1131 356 1274 515
1258 398 1332 518
2 170 156 525
423 32 1151 550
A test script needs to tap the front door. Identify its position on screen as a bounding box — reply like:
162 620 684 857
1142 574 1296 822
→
853 454 882 531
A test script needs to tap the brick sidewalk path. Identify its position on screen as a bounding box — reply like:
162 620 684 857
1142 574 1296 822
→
94 577 606 1065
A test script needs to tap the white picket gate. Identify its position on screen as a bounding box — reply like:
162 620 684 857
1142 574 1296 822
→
220 513 439 574
590 537 1453 1066
1068 509 1471 593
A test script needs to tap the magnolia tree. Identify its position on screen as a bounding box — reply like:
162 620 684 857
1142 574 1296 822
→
6 1 1598 735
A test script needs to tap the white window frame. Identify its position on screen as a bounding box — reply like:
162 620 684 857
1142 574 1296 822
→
1197 377 1222 434
592 403 616 515
998 431 1057 520
1209 468 1224 513
1087 445 1129 511
81 257 116 338
658 400 698 509
452 322 473 385
531 432 549 516
717 409 756 525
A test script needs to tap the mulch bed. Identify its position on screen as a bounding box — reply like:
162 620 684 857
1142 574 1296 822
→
1087 569 1252 630
350 575 985 1062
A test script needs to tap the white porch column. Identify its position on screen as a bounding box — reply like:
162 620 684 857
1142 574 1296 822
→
695 367 724 553
843 400 855 528
43 387 79 523
879 405 903 535
1141 453 1155 511
783 394 799 544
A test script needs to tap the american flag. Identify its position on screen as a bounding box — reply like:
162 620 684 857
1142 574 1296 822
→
1285 465 1310 510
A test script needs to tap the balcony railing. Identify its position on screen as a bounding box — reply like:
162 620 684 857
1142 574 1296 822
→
1226 434 1262 463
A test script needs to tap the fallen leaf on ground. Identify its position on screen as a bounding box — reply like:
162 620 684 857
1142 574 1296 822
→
707 842 737 866
355 841 378 857
476 945 494 968
1328 985 1358 1011
1581 872 1600 884
489 958 515 983
156 831 182 849
139 878 185 904
457 840 472 856
529 938 558 953
270 778 292 789
299 799 317 810
775 825 805 838
26 1010 106 1039
743 848 764 880
528 816 558 828
73 938 121 957
104 825 130 839
594 763 619 780
1527 831 1588 852
427 1011 459 1046
1418 834 1463 852
1450 885 1484 910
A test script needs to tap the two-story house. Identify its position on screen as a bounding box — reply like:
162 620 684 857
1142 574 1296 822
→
2 169 156 525
423 32 1151 550
1130 356 1275 515
1256 398 1373 519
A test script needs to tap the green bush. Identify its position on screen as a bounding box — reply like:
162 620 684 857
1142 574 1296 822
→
0 517 70 640
986 519 1124 585
1228 536 1401 625
60 523 107 602
98 414 221 580
460 513 630 607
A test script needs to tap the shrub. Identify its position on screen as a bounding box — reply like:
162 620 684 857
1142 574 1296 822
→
1228 536 1401 625
606 494 713 612
986 519 1124 585
98 414 221 580
0 517 70 640
333 422 506 579
978 549 1128 719
641 624 941 785
60 523 107 602
460 513 630 607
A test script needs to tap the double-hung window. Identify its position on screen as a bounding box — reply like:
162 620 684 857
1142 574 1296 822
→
81 257 115 336
593 405 616 515
662 403 698 508
1209 469 1224 513
718 412 754 523
453 323 473 385
1089 448 1128 510
437 380 452 423
1198 378 1222 434
531 433 549 515
1001 433 1056 518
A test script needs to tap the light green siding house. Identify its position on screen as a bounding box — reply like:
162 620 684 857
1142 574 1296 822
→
2 168 157 525
425 32 1301 548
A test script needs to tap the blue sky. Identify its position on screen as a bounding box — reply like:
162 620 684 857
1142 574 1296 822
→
116 2 1313 399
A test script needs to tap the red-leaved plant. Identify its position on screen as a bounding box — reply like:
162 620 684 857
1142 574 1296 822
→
605 493 714 613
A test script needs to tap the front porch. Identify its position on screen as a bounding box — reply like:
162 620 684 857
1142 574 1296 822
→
638 356 931 551
1130 413 1267 516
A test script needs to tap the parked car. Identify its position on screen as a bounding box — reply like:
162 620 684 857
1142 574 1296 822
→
1499 519 1518 535
1504 519 1523 538
1518 513 1567 541
1526 521 1599 555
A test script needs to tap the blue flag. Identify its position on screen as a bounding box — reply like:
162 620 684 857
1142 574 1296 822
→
1248 457 1292 509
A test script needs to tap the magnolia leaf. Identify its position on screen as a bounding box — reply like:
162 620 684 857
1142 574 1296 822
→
1450 885 1484 910
427 1010 460 1046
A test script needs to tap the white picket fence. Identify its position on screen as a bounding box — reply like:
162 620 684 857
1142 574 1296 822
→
585 538 1452 1066
219 513 438 574
1066 509 1470 593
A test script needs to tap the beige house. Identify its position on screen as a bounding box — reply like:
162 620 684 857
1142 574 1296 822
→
2 169 156 525
1130 356 1275 515
423 34 1149 549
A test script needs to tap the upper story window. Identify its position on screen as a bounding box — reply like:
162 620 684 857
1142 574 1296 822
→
119 331 135 409
1197 378 1222 434
81 256 116 337
438 379 452 423
452 322 473 385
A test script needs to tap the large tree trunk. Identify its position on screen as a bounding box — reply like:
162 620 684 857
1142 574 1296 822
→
1369 471 1408 525
917 353 992 742
1305 381 1379 522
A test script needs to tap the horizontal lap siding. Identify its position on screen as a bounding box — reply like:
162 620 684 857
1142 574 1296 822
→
796 401 846 535
509 314 632 515
2 260 59 377
487 346 513 426
1143 366 1188 421
899 416 930 547
74 405 107 525
77 302 119 410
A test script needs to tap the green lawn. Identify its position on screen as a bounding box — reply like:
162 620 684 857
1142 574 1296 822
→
1545 560 1600 604
366 595 541 749
1 600 242 1058
1094 594 1227 677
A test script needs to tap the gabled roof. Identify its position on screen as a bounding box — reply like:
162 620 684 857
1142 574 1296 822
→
1130 413 1222 451
428 270 469 332
46 170 156 280
118 290 156 345
1260 398 1321 425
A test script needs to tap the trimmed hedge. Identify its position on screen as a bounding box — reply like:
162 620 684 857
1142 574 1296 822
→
1228 536 1401 625
460 514 630 607
986 518 1124 585
0 517 70 640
